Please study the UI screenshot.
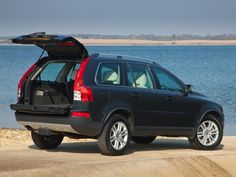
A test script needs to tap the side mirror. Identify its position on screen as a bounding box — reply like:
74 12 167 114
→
185 84 193 94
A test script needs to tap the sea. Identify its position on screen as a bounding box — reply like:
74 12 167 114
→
0 45 235 135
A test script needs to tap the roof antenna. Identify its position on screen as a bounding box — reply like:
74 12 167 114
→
38 50 45 61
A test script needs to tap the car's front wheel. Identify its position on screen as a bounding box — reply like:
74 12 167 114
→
31 130 63 149
189 114 223 150
97 114 131 155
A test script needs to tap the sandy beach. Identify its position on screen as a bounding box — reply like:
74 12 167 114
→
0 128 236 177
1 38 236 46
78 38 236 46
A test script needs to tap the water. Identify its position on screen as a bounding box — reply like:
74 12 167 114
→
0 45 235 134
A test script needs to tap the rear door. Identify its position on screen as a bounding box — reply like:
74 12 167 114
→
10 32 89 115
124 63 166 127
12 32 89 59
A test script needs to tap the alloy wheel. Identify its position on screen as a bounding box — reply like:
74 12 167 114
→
197 120 219 146
109 121 128 150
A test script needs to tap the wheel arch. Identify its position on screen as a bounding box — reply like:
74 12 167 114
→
189 109 224 139
198 110 224 126
103 107 134 132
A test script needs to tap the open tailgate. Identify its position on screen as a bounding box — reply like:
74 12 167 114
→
12 32 89 58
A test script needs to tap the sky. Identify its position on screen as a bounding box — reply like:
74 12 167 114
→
0 0 236 36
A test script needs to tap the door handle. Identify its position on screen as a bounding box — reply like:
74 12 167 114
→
166 96 173 101
131 93 140 98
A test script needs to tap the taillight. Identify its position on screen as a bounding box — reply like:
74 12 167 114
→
71 111 90 118
18 64 36 99
73 57 93 102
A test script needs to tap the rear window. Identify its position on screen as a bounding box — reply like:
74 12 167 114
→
96 63 121 85
38 63 65 82
36 61 79 83
126 63 154 89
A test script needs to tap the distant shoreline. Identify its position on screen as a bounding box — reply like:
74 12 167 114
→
1 38 236 46
79 38 236 46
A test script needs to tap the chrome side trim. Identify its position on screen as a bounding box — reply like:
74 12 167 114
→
18 121 78 134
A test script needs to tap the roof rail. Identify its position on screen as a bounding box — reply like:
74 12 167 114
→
30 32 46 36
91 53 158 64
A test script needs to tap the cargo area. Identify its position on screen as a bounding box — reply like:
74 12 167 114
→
29 60 80 105
11 59 80 115
10 33 89 115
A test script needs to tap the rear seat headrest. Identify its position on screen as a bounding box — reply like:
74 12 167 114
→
133 73 147 88
102 70 118 83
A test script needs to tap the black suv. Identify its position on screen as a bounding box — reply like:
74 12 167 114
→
10 33 224 155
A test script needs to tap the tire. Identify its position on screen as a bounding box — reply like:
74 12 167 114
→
31 130 64 149
97 114 131 156
189 114 223 150
132 136 156 144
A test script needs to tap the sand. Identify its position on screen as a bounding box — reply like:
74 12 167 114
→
78 38 236 46
0 128 94 147
1 38 236 46
0 128 236 177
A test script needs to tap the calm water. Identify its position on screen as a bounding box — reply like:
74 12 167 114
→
0 45 235 134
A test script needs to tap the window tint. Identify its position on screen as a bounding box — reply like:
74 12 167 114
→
96 63 120 85
152 67 184 92
38 62 65 82
126 64 154 89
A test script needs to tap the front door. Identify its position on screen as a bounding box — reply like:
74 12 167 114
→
151 66 196 128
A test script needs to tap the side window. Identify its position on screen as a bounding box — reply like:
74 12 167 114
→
126 64 154 89
38 62 65 82
96 63 121 85
152 67 184 92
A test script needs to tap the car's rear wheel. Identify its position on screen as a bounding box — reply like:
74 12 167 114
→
132 136 156 144
189 114 223 150
31 130 63 149
97 114 131 155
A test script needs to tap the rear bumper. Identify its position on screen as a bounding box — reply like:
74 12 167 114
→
15 112 102 137
10 104 70 115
